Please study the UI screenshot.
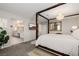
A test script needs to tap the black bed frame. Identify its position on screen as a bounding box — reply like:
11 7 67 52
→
36 3 79 56
37 45 69 56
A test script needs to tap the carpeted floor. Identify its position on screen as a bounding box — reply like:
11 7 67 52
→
0 41 57 56
28 48 56 56
0 41 35 56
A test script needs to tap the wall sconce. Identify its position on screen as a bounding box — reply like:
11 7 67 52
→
29 23 36 30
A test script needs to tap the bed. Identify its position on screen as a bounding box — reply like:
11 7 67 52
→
36 29 79 56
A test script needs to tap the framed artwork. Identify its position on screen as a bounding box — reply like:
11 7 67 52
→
49 21 62 31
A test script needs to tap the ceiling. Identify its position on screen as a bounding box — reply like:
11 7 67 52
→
0 3 56 19
0 3 79 20
41 3 79 20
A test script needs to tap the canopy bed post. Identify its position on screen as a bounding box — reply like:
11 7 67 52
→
36 13 38 39
36 3 66 39
38 14 50 34
37 3 66 14
36 14 49 39
35 3 79 56
48 20 49 33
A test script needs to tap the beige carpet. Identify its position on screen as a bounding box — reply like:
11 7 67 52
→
0 42 35 56
28 48 58 56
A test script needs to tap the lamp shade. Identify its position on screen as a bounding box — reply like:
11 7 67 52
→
72 25 78 30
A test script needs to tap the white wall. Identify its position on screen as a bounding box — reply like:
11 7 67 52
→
49 15 79 34
38 23 48 36
38 16 48 36
62 15 79 34
0 10 35 48
36 14 79 37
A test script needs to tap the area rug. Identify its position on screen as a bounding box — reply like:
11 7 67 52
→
28 47 57 56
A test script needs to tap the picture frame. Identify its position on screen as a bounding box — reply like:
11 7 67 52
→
49 21 62 31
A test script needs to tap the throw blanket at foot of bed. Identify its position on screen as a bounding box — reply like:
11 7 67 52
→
36 34 78 56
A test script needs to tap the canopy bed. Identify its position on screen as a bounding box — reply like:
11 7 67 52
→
36 3 79 39
35 3 79 56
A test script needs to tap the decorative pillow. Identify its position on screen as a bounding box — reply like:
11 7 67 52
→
71 29 79 39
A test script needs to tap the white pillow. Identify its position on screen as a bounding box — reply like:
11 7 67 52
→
71 29 79 39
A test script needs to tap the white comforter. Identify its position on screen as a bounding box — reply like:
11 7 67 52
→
36 34 79 56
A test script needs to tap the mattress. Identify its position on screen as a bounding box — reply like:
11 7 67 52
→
36 34 79 56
